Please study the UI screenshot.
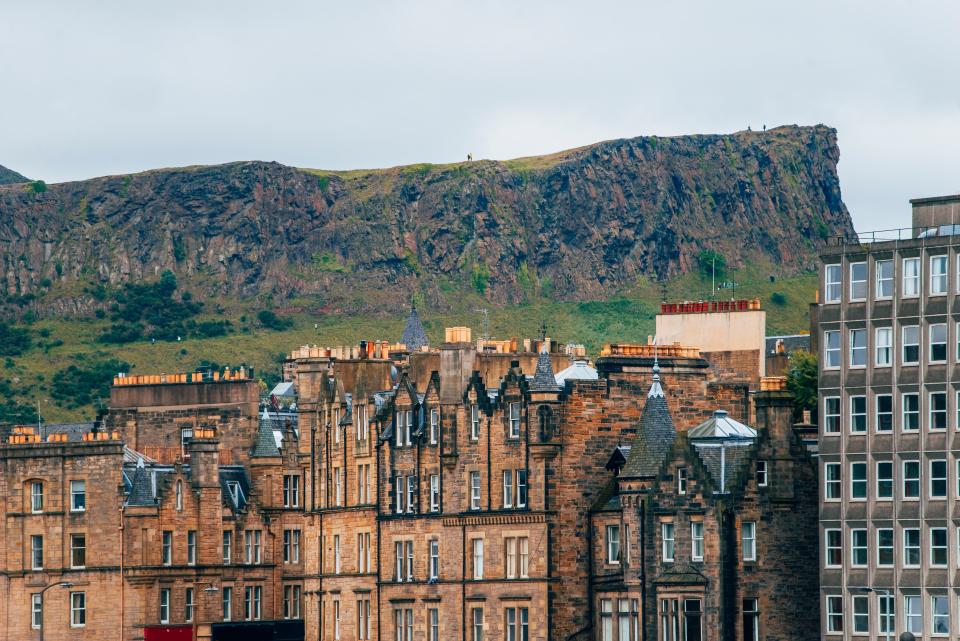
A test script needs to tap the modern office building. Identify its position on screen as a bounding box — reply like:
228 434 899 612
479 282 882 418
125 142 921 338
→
817 194 960 639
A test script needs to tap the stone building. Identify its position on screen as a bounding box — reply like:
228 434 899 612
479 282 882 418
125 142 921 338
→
815 194 960 639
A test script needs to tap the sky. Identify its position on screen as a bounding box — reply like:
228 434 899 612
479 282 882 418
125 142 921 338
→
1 0 958 231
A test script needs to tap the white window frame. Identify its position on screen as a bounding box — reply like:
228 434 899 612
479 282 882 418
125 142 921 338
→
823 397 841 434
70 480 86 512
930 391 947 430
430 408 439 445
30 482 43 513
849 461 867 500
905 595 922 635
31 593 42 629
677 467 687 494
930 527 948 567
903 527 921 567
741 521 756 562
824 528 842 568
932 594 949 636
470 471 481 510
930 323 948 363
824 330 841 369
849 396 867 433
661 522 675 563
902 392 920 431
70 592 86 628
930 459 948 499
691 522 704 562
470 404 480 441
503 470 514 509
849 328 867 368
931 254 948 295
606 525 620 565
825 595 843 634
850 261 867 300
877 528 894 567
756 461 767 487
824 264 842 303
876 259 894 299
472 538 484 580
429 474 440 512
875 327 892 366
903 325 920 364
160 588 170 624
850 529 868 567
876 461 893 500
824 462 841 501
508 402 521 439
852 595 869 634
903 256 920 297
903 460 920 499
429 539 439 580
875 394 893 432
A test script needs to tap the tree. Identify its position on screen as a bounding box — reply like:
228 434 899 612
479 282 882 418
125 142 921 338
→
0 322 32 356
697 250 727 281
786 350 818 422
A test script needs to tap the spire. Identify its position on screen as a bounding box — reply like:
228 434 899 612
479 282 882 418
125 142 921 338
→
531 343 560 392
252 409 280 457
620 360 676 479
401 304 429 352
126 459 156 506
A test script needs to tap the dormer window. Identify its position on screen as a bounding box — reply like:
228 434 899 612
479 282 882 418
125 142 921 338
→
404 410 413 445
395 411 404 447
677 468 687 495
227 481 243 506
429 408 439 445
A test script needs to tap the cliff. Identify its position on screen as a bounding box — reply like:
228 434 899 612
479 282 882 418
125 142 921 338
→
0 165 28 185
0 125 852 316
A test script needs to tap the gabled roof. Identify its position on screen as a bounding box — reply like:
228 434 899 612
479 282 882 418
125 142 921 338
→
400 305 429 351
530 346 560 392
620 363 676 479
605 445 631 471
220 467 250 511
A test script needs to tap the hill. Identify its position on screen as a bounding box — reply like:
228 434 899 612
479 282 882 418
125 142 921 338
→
0 164 28 185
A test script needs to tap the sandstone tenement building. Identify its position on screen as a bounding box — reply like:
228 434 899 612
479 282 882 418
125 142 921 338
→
0 304 819 641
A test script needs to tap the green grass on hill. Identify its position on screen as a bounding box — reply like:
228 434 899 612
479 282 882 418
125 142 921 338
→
0 264 815 424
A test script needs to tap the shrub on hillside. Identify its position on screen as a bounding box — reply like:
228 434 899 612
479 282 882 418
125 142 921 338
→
52 357 130 409
0 322 32 356
257 310 293 331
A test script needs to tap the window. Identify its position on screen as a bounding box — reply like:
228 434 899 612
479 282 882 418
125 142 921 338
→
876 461 893 499
684 599 702 641
503 470 514 508
850 461 867 499
31 594 41 629
284 529 301 563
661 522 675 562
852 595 869 634
357 532 371 573
395 476 404 514
395 542 404 582
160 588 170 624
903 461 920 498
876 259 894 298
334 600 341 640
851 529 867 567
824 462 841 500
430 408 439 445
244 586 262 621
517 469 527 507
518 537 529 577
175 480 183 511
505 537 518 578
180 428 193 458
903 393 920 430
825 596 843 633
876 394 893 431
70 480 86 511
406 475 415 513
903 325 920 364
903 527 921 566
930 323 948 362
849 329 867 367
334 534 341 574
931 527 948 566
903 256 920 296
283 585 302 619
227 481 242 506
931 254 948 294
850 262 867 300
850 396 867 433
244 530 261 564
825 264 842 302
879 593 894 634
283 474 300 507
506 607 530 641
395 411 403 447
905 595 922 635
429 539 439 580
472 538 484 579
472 607 484 641
742 599 758 641
824 397 840 433
222 531 232 565
429 474 440 512
930 391 947 430
161 531 172 565
617 600 631 641
70 534 86 568
470 471 481 510
333 468 342 506
875 327 892 366
357 464 368 504
932 595 949 635
359 599 372 640
691 522 704 561
824 331 841 369
755 461 767 487
677 467 687 494
824 529 842 567
70 592 86 627
930 459 947 497
405 410 413 445
428 608 439 641
877 528 894 566
602 599 613 641
470 405 480 441
509 402 521 438
30 482 43 513
741 522 756 561
222 586 233 621
187 530 197 565
606 525 620 564
185 587 194 622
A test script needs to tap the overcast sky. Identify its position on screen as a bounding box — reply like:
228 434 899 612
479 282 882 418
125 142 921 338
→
2 0 958 231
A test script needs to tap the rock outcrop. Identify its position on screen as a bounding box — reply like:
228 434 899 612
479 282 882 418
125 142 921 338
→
0 125 853 315
0 165 28 185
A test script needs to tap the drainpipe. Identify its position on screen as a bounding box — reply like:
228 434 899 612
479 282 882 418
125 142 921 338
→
119 503 125 641
639 498 646 641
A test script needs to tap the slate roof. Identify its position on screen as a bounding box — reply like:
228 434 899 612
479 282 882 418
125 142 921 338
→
125 458 158 506
270 381 296 398
252 408 281 457
220 466 250 511
691 441 755 494
555 360 598 385
401 306 429 351
620 363 676 479
687 410 757 440
530 346 560 392
765 334 810 355
653 563 708 585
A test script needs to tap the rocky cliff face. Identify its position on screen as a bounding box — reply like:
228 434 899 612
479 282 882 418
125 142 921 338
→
0 165 28 185
0 125 852 315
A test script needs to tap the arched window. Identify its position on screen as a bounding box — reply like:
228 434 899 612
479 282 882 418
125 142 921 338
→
175 480 183 511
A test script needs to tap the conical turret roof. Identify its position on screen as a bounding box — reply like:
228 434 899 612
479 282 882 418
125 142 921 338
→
530 344 560 392
252 408 281 457
401 305 429 351
620 362 677 478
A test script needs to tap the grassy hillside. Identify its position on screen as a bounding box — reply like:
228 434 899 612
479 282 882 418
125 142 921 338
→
0 263 814 424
